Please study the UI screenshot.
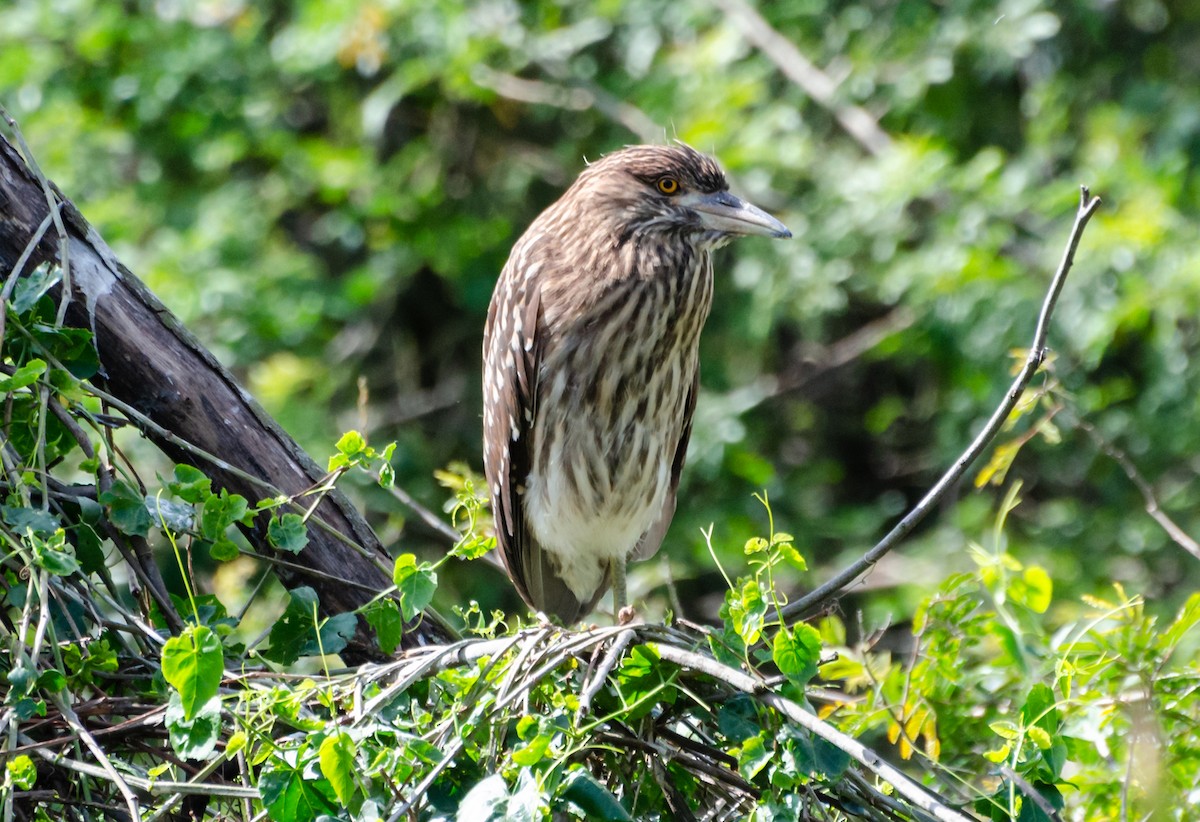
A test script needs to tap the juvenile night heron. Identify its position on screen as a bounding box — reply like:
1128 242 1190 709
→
483 144 790 623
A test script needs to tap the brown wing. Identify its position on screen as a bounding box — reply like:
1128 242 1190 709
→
483 267 601 622
632 367 699 562
483 265 539 605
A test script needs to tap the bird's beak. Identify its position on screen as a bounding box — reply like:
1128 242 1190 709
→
686 190 792 239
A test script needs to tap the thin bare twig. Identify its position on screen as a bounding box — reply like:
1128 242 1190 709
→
783 188 1102 621
576 627 636 720
472 66 662 143
359 633 527 717
598 727 757 803
384 629 619 821
0 105 71 327
494 625 555 704
21 733 258 799
141 753 241 822
709 0 892 156
47 696 140 820
1073 416 1200 562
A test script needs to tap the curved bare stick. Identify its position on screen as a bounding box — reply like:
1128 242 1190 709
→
782 187 1102 621
710 0 892 156
1073 416 1200 562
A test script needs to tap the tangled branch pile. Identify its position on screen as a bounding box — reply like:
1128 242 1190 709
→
8 557 974 821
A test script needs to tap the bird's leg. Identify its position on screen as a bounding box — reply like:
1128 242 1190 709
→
610 557 627 613
611 557 637 625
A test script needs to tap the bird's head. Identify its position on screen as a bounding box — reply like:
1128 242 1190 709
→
570 143 791 250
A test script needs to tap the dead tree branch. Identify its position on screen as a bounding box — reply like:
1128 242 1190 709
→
0 122 450 654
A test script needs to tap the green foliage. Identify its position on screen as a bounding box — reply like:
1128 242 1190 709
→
61 638 118 691
258 751 342 822
327 429 396 478
267 512 309 554
99 480 154 538
817 499 1200 820
710 494 818 683
363 598 404 655
318 730 359 807
559 770 632 822
0 391 1194 820
161 625 223 720
436 462 497 560
262 586 357 666
5 754 36 791
165 688 222 761
390 553 437 622
773 622 822 688
26 529 80 576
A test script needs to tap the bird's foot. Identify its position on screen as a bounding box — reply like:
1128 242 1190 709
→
617 605 639 625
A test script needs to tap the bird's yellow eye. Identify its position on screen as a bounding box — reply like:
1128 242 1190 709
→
656 177 680 195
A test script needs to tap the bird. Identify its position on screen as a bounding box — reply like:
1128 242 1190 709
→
483 143 790 623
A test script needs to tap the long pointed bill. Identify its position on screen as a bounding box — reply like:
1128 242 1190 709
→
687 190 792 239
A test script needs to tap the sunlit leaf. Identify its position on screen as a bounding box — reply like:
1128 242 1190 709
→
773 623 821 687
974 440 1021 488
392 553 437 621
1027 726 1052 750
738 732 772 779
1013 565 1053 614
161 625 224 721
728 578 767 645
0 358 45 391
6 753 36 789
989 720 1020 740
744 537 769 554
318 731 358 806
